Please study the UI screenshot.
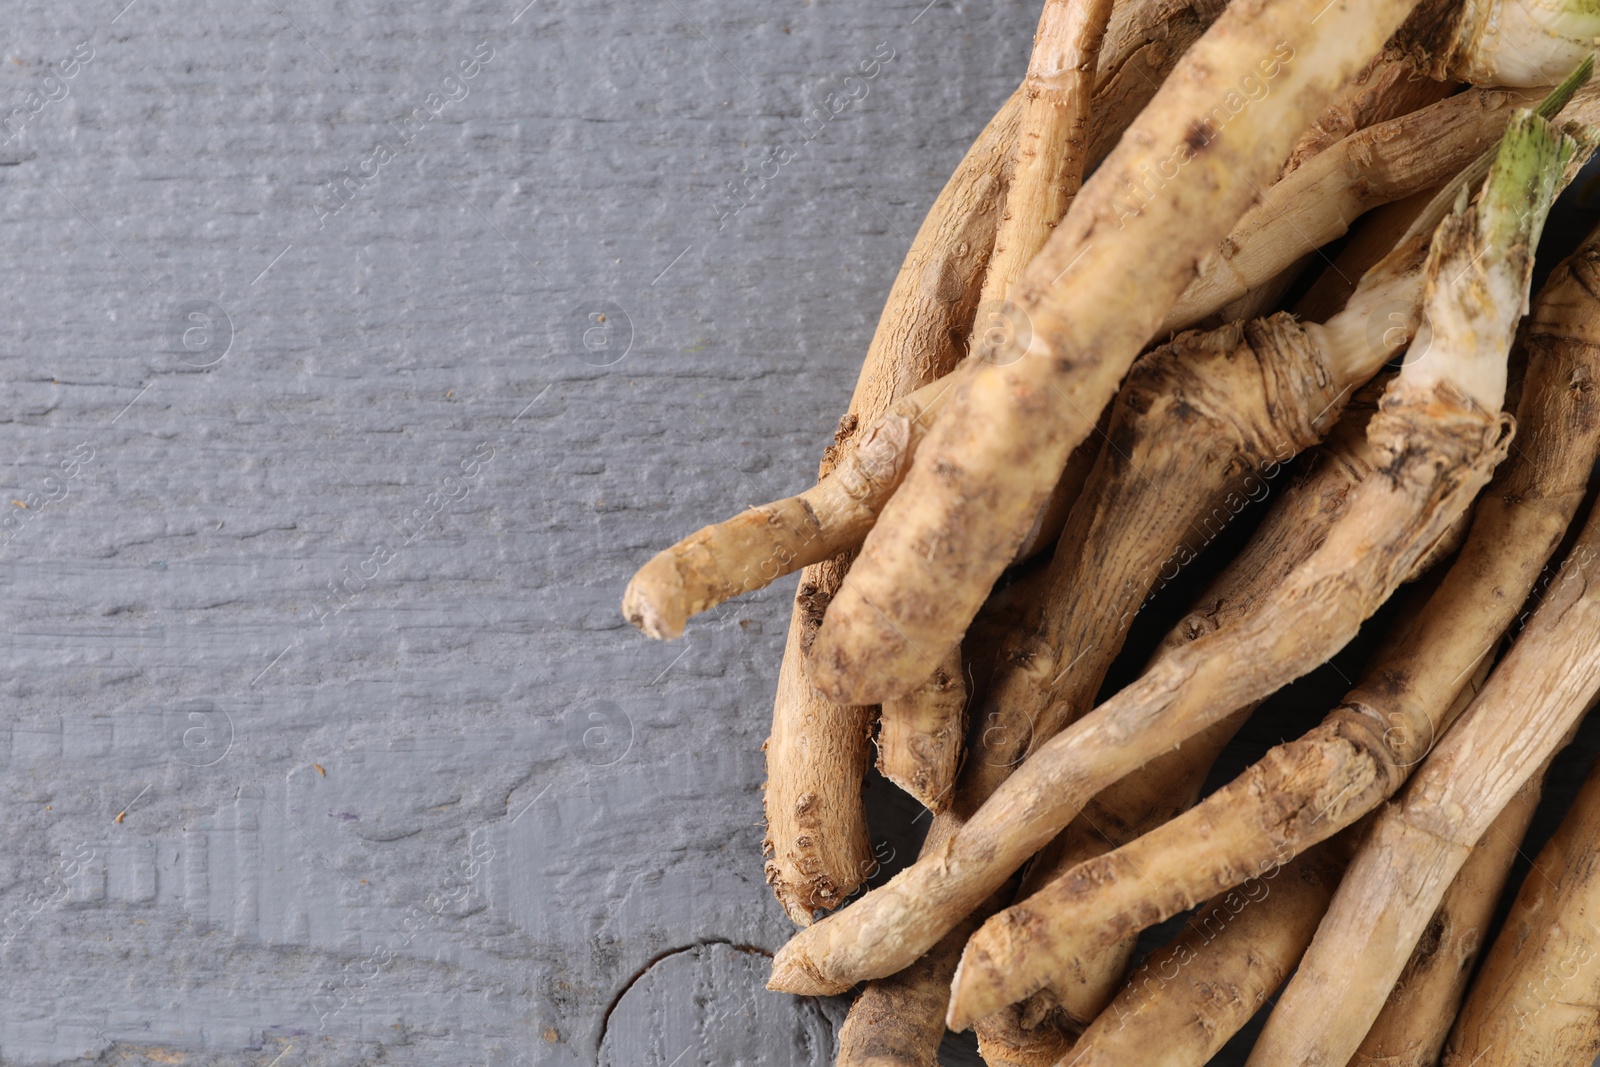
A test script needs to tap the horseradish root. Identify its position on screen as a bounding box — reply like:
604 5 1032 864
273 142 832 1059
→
622 0 1227 641
1443 753 1600 1066
772 108 1561 1000
807 0 1428 707
1162 82 1574 332
944 109 1587 1029
1063 835 1355 1067
973 381 1398 1057
877 646 966 813
1352 759 1547 1066
624 88 1023 642
1249 499 1600 1063
1245 111 1591 1067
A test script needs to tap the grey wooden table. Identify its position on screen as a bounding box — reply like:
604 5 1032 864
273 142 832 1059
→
6 1 1600 1064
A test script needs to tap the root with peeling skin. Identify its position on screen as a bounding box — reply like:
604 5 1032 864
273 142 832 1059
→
622 0 1238 645
832 0 1242 1019
1352 757 1547 1067
1061 833 1357 1067
973 376 1402 1048
1162 81 1580 333
773 380 1509 997
1249 502 1600 1065
944 108 1584 1030
877 647 967 813
1236 107 1583 1067
807 0 1435 708
1057 635 1495 1067
1443 751 1600 1066
772 126 1550 993
871 0 1115 816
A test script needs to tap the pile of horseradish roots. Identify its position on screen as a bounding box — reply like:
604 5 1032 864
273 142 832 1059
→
625 0 1600 1060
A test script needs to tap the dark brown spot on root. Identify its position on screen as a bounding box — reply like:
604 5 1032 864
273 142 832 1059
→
1415 913 1445 961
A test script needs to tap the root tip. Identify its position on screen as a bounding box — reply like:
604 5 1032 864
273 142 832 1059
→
879 766 950 815
620 574 685 640
802 642 855 704
806 623 916 706
768 939 846 996
773 889 815 928
946 956 977 1032
946 938 1007 1032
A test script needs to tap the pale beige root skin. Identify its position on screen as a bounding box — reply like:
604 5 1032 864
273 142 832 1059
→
943 144 1596 1027
1050 589 1457 1067
959 226 1428 827
877 0 1118 762
950 330 1587 1023
976 393 1390 1049
1065 659 1489 1067
993 381 1390 1053
1247 506 1600 1067
832 479 1086 1062
1213 251 1314 326
1395 0 1599 87
806 0 1426 708
940 390 1446 1023
948 245 1416 1033
971 0 1112 333
851 386 1371 1064
975 355 1418 1050
954 307 1358 849
1160 84 1550 335
1062 835 1354 1067
773 378 1511 998
1351 760 1546 1067
1087 0 1227 166
947 290 1591 1024
974 710 1253 1057
831 0 1230 1050
790 0 1161 970
1063 654 1482 1067
1244 125 1579 1058
835 895 1004 1066
840 0 1231 587
877 645 966 813
1201 56 1451 328
1399 487 1471 580
763 563 875 926
972 1007 1076 1067
1443 754 1600 1066
623 372 951 640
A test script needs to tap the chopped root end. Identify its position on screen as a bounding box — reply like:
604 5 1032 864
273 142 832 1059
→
620 575 685 640
768 941 851 996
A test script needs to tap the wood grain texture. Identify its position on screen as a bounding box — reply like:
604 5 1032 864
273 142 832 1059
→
0 0 1034 1063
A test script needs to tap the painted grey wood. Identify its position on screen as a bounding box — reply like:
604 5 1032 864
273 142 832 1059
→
0 0 1032 1063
